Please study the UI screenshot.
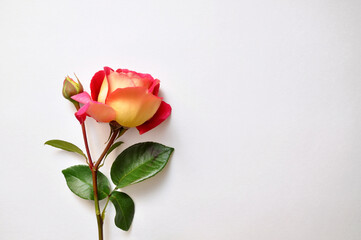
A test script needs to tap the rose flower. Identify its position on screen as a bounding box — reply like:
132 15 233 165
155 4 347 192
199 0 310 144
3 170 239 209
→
72 67 171 134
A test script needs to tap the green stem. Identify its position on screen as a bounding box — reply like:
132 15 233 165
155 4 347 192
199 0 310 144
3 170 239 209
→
101 187 117 220
101 195 111 220
92 170 103 240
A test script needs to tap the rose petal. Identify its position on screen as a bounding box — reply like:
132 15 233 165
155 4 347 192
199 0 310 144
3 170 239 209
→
114 68 158 91
90 70 106 101
86 102 116 123
137 101 171 134
106 69 135 95
71 92 92 104
127 72 152 89
97 75 109 104
75 103 90 124
106 87 162 127
149 79 160 96
103 66 113 76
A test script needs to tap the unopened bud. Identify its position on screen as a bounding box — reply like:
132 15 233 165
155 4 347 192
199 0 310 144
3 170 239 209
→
62 76 83 109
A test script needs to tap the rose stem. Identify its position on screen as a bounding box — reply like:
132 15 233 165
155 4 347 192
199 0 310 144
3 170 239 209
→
81 122 93 168
94 128 120 169
92 169 104 240
82 125 120 240
80 122 103 239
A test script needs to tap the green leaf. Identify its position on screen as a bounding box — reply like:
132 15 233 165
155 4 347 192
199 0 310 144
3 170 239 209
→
45 139 86 159
110 191 135 231
111 142 174 188
62 165 111 200
105 141 124 158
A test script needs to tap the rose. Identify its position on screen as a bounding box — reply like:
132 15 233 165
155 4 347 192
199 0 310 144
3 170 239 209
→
71 67 171 134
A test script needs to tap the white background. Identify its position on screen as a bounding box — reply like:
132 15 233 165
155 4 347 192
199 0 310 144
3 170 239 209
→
1 0 361 239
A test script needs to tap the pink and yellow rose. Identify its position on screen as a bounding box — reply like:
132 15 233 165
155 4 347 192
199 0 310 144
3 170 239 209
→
72 67 171 134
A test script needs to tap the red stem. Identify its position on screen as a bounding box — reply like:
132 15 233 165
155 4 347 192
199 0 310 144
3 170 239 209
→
94 129 119 169
81 122 93 168
80 123 120 240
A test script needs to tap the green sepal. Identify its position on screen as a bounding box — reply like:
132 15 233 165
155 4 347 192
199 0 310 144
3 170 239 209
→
45 139 86 159
110 191 135 231
62 165 111 200
110 142 174 188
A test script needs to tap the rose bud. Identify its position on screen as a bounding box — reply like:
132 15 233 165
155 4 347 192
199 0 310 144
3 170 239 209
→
71 67 171 134
62 76 84 109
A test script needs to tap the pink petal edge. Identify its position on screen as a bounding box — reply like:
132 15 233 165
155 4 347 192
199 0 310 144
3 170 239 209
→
71 92 92 104
75 103 90 124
